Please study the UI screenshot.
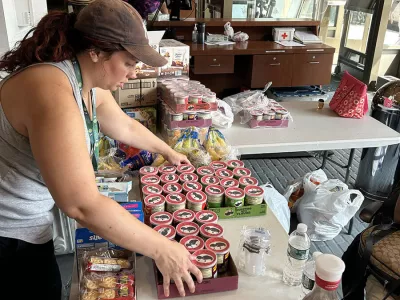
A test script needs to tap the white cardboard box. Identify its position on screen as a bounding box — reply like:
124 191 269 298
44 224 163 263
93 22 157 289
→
114 79 141 108
159 39 190 77
273 27 295 42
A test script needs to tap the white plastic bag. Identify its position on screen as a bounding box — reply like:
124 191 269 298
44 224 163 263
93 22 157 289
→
211 99 234 129
297 179 364 241
283 169 328 212
262 183 291 233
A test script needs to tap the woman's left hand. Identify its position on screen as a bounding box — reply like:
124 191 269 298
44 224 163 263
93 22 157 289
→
164 149 191 166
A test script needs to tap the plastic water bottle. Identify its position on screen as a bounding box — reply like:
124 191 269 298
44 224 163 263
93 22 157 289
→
302 251 322 295
282 223 311 286
302 254 345 300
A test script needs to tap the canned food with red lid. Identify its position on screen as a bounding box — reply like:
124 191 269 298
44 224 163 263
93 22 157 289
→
215 169 234 180
220 178 240 189
244 185 264 205
159 165 177 175
239 176 259 189
204 185 225 208
141 174 160 187
160 173 179 185
144 194 165 215
140 166 159 178
186 190 207 212
195 210 218 226
176 221 200 241
154 224 176 240
165 193 186 213
225 187 245 208
182 181 202 194
233 167 252 179
196 166 215 178
142 184 163 199
162 182 182 195
200 175 220 188
205 237 230 273
150 211 173 228
180 235 204 254
179 172 199 184
176 164 195 174
173 209 195 225
191 249 217 279
226 160 244 171
200 223 224 241
209 161 228 170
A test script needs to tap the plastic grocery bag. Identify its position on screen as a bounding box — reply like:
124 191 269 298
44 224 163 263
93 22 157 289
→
297 179 364 241
262 183 290 233
283 169 328 212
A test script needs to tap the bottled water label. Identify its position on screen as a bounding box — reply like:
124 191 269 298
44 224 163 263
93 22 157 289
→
287 244 309 260
302 273 315 290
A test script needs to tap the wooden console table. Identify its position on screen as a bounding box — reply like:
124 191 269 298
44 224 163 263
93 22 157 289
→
153 18 335 96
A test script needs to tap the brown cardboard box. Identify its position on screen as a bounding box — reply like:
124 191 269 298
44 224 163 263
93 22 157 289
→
114 79 141 108
159 39 190 77
141 78 158 106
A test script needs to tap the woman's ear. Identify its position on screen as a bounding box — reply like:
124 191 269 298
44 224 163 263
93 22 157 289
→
88 49 100 63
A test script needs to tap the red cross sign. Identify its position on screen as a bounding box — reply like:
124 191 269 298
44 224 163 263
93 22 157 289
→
281 32 288 39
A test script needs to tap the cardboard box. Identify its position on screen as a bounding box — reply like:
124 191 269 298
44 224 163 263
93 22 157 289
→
114 79 141 108
124 107 157 134
141 78 158 106
135 31 165 79
154 256 239 299
159 39 190 77
96 182 132 202
207 200 268 219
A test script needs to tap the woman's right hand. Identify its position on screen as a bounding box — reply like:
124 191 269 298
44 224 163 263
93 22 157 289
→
154 240 203 297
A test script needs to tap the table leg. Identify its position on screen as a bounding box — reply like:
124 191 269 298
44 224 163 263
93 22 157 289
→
321 150 328 169
344 149 356 185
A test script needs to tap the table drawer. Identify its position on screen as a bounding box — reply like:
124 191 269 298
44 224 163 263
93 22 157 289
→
251 54 293 88
193 56 234 74
291 53 333 86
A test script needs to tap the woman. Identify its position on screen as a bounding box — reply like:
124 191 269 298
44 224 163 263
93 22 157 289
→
0 0 201 299
126 0 169 20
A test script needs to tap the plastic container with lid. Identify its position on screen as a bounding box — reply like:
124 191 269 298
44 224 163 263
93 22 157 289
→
186 190 207 212
205 237 230 273
196 166 215 178
176 164 196 174
226 160 244 170
176 221 200 241
220 178 240 189
200 223 224 241
173 209 196 225
204 184 225 208
183 112 198 121
239 176 259 189
197 111 212 120
195 210 218 226
233 167 252 179
150 211 173 228
225 187 245 207
159 165 177 175
140 174 160 187
209 161 228 170
179 172 199 184
200 175 220 188
162 182 183 195
140 166 158 178
182 181 203 194
144 194 165 215
189 94 203 104
174 93 189 104
170 112 184 121
215 169 234 180
142 184 163 198
202 92 217 103
180 235 204 254
160 173 179 185
154 224 176 240
250 109 263 121
191 249 217 279
165 193 186 213
244 185 264 205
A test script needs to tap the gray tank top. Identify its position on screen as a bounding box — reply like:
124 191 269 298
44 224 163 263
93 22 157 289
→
0 60 92 244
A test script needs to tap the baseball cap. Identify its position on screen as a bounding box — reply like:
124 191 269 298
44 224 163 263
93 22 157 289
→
74 0 168 67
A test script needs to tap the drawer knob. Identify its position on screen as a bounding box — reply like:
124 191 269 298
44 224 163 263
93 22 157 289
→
313 56 316 59
213 58 217 62
273 57 276 60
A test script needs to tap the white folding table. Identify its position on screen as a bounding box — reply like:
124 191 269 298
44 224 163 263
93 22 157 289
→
221 101 400 233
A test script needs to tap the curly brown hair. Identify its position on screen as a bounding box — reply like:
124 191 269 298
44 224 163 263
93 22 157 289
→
0 11 124 75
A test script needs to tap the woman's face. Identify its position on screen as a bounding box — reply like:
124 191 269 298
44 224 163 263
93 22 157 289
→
95 51 139 91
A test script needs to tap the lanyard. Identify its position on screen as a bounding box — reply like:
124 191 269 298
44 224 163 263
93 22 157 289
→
71 58 99 171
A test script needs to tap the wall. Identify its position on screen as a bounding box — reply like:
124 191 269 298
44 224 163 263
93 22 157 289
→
0 0 47 55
